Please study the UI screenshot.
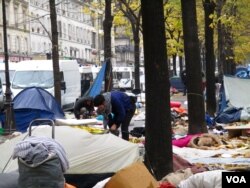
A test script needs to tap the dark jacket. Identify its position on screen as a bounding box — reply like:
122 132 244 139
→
181 70 187 85
74 96 94 119
109 91 135 126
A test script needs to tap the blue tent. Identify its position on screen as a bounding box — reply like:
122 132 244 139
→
0 87 65 132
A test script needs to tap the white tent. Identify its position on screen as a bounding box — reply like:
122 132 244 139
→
224 75 250 108
0 126 140 174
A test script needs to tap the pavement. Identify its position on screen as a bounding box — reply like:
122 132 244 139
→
171 93 188 107
129 92 188 131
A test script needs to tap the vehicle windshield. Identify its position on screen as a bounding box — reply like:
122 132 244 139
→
0 70 15 85
12 71 54 89
115 72 130 80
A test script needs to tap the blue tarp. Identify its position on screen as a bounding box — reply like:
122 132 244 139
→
84 62 106 97
0 87 65 132
235 66 250 78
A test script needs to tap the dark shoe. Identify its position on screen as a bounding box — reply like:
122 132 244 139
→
110 130 120 136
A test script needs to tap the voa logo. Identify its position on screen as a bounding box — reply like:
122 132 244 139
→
226 176 247 184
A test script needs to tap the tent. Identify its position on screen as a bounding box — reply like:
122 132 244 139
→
0 126 139 187
0 87 65 132
215 75 250 123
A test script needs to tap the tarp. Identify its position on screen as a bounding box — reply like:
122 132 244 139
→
172 146 249 165
215 76 250 123
223 76 250 108
84 62 106 97
0 126 140 174
0 87 65 132
235 66 250 78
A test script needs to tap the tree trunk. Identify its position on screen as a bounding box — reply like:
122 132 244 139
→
133 26 141 90
49 0 61 105
216 0 226 82
179 55 184 74
181 0 207 134
141 0 173 180
118 0 142 91
204 0 216 116
173 55 177 76
103 0 113 91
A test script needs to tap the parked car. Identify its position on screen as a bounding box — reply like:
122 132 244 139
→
169 76 185 92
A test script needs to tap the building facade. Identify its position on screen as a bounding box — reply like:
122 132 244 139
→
0 0 106 64
29 0 104 64
0 0 31 62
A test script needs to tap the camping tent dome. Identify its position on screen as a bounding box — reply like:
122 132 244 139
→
0 87 65 132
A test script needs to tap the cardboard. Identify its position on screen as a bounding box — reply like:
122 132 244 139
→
105 162 159 188
224 125 250 138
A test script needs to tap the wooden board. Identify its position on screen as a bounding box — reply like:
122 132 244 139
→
224 125 250 138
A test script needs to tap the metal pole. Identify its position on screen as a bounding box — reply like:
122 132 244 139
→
2 0 16 135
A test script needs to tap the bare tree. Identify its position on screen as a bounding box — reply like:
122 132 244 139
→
141 0 173 180
116 0 142 90
49 0 61 104
203 0 216 116
103 0 113 91
181 0 207 133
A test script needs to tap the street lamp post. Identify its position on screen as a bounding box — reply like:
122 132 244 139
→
2 0 16 134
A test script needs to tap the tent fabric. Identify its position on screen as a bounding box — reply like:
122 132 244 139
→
178 170 224 188
0 126 140 174
214 107 241 124
84 62 106 97
215 76 250 123
13 87 64 118
55 118 100 126
13 109 56 132
0 87 65 132
223 76 250 108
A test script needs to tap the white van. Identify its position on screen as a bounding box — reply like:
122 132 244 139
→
112 66 145 90
79 65 101 82
0 62 17 93
79 65 102 95
11 60 81 110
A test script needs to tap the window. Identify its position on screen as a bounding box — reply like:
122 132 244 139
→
23 8 27 30
14 6 18 27
12 71 54 89
7 35 11 51
24 38 28 53
16 36 20 53
63 23 66 38
57 21 62 38
44 42 46 52
0 34 2 49
91 32 96 48
5 4 9 26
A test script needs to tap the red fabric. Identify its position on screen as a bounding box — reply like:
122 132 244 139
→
172 107 187 114
160 182 176 188
172 134 201 147
170 101 181 108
